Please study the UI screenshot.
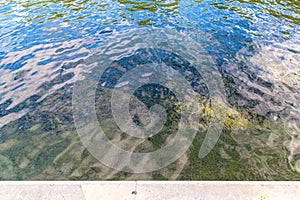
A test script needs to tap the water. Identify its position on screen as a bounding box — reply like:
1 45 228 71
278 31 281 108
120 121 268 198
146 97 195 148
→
0 0 299 180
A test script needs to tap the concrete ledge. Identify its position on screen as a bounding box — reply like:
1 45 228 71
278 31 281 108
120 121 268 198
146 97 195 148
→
0 181 299 200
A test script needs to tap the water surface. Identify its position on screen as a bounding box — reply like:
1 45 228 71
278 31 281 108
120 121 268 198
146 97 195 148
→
0 0 299 180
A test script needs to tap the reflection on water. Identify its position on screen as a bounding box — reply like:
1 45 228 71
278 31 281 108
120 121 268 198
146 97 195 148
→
0 0 300 180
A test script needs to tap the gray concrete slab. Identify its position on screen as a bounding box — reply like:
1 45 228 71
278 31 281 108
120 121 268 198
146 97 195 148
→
136 181 300 200
0 183 85 200
0 181 299 200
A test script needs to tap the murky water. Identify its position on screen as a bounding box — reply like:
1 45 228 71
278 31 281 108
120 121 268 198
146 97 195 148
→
0 0 299 180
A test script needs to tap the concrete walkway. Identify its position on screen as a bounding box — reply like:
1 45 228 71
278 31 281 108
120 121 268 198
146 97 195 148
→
0 181 299 200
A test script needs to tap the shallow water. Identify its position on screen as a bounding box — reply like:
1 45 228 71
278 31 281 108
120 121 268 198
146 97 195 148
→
0 0 299 180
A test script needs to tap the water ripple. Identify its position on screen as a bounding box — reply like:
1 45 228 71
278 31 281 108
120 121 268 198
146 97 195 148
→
0 0 300 180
